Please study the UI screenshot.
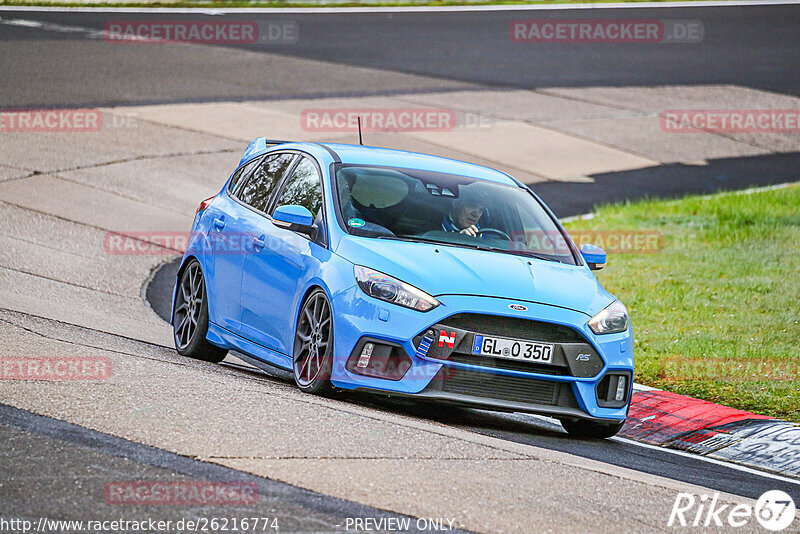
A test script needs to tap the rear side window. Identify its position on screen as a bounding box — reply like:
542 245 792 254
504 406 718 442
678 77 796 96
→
236 152 296 213
273 157 323 222
227 155 263 194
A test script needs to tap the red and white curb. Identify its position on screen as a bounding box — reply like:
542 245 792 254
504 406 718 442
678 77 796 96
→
622 385 800 480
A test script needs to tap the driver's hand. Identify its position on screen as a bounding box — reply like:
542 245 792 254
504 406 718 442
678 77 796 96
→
460 225 479 237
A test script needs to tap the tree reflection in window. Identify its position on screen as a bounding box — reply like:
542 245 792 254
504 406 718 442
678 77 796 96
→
237 153 296 213
228 155 263 195
274 158 323 221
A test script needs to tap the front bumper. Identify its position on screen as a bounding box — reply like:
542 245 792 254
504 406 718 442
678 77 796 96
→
329 288 634 422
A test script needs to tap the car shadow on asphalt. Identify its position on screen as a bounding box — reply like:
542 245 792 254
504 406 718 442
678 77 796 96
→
217 357 570 440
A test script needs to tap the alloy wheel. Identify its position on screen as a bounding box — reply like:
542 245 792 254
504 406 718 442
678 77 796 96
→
293 291 332 387
174 262 204 350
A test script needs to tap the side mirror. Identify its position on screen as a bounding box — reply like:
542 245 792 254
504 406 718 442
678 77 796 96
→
580 243 607 271
273 204 315 236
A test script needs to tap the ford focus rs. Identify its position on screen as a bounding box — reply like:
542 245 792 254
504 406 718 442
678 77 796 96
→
172 138 634 438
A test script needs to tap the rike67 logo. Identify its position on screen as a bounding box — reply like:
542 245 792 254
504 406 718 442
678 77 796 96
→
669 490 796 531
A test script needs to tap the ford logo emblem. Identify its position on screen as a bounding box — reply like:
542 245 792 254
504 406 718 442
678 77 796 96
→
508 304 528 311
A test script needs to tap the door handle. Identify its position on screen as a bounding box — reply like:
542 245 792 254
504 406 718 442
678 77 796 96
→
253 235 266 251
213 217 225 230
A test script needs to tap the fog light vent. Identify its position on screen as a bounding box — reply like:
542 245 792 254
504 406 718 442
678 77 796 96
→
595 371 631 408
346 338 412 381
357 343 374 368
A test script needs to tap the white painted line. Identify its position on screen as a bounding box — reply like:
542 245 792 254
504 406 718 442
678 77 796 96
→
698 181 797 199
559 212 595 224
0 0 799 13
611 436 800 486
1 17 41 26
0 15 107 37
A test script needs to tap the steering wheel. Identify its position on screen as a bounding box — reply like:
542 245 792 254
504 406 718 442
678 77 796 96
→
477 228 511 240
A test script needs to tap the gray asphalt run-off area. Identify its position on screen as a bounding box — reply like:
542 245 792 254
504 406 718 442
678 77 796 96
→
1 3 799 533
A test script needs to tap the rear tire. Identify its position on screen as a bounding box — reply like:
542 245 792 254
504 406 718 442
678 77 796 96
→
173 259 227 363
560 418 625 439
292 289 333 395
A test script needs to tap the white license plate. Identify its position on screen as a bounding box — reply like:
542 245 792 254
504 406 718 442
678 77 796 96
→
471 334 554 364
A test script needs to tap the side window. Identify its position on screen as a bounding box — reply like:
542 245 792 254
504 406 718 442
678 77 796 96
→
236 153 296 213
227 156 263 195
273 157 323 222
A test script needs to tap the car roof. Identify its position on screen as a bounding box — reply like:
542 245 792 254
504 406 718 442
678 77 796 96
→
278 142 521 187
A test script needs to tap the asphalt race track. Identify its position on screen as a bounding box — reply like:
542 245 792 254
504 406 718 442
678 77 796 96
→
2 4 800 213
1 3 799 532
2 4 800 107
1 403 448 533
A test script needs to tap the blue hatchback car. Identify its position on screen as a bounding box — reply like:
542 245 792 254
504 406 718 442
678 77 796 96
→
172 138 634 438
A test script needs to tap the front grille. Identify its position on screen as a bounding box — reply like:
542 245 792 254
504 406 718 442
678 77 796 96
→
440 313 585 344
434 366 559 405
447 353 568 376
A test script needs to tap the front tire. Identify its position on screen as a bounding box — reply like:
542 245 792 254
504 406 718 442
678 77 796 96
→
173 259 227 363
560 418 625 439
292 289 333 395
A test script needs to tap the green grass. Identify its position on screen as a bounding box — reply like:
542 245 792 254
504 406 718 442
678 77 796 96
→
563 184 800 422
0 0 745 7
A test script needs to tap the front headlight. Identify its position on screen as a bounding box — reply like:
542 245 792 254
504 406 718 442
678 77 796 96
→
588 300 629 334
354 265 439 312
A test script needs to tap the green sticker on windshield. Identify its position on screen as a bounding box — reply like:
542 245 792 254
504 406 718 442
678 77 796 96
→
348 218 366 228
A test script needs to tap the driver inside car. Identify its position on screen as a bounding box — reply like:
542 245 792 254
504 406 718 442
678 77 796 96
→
442 185 490 237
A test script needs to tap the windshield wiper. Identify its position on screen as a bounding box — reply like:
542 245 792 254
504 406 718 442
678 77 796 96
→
496 248 565 264
466 244 565 264
375 235 419 243
378 235 489 250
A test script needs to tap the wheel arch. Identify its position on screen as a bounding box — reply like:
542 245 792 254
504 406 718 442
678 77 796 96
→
294 283 330 329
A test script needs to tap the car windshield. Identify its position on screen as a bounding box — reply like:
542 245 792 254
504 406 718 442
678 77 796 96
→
334 164 577 265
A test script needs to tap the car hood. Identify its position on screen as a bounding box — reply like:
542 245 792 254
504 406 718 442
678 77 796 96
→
335 236 616 317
